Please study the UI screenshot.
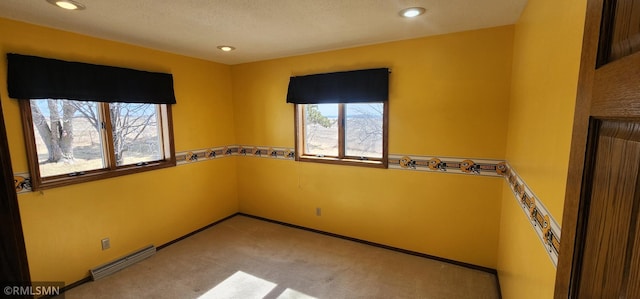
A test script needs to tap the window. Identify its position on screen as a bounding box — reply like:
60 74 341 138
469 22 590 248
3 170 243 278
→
287 68 389 168
295 102 388 167
7 53 177 190
20 99 175 190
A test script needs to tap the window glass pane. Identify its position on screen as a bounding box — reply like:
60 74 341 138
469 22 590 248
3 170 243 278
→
110 103 162 166
30 99 105 177
303 104 338 156
345 103 383 158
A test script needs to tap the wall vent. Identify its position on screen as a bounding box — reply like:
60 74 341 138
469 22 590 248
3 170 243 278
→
90 245 156 280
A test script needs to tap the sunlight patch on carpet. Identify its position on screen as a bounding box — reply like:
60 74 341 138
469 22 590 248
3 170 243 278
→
198 270 317 299
198 271 276 298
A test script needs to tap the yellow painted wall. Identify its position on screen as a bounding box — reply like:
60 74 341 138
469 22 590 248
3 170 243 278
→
496 0 587 297
231 26 514 268
0 18 238 284
497 187 557 296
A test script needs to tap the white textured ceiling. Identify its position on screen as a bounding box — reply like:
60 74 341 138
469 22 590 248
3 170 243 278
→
0 0 527 65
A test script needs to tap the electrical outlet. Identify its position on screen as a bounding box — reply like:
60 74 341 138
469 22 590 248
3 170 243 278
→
316 207 321 216
101 238 110 250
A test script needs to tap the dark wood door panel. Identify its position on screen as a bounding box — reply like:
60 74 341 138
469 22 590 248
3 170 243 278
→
577 120 640 297
605 0 640 63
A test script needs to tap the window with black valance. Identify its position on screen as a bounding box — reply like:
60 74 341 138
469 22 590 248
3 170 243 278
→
287 68 389 168
6 53 177 190
7 53 176 104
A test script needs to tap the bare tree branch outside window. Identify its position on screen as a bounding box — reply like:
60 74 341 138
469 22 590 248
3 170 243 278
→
345 103 383 157
29 99 162 177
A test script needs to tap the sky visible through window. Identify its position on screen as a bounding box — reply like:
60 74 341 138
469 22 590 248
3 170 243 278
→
316 103 381 118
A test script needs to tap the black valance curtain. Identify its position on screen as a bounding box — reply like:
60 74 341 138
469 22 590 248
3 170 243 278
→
286 68 389 104
6 53 176 104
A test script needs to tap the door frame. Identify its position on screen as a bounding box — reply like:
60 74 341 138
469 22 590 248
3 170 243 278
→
0 98 30 284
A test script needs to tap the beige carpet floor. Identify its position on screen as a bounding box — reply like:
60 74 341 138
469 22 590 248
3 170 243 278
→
61 215 500 299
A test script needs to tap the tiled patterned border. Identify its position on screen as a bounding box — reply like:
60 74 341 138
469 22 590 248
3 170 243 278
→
388 154 506 177
175 145 295 166
13 172 32 193
504 163 561 267
12 145 561 267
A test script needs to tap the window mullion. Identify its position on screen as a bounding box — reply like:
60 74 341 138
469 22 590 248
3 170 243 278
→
338 104 345 158
299 105 307 156
100 103 117 170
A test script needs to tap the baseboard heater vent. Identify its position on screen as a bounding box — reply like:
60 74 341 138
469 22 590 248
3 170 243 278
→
90 245 156 281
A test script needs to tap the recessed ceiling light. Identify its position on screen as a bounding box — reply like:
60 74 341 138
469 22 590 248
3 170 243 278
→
400 7 426 18
46 0 86 10
217 46 236 52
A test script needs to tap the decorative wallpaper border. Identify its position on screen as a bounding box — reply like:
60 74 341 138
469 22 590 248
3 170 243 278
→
12 144 561 267
175 145 295 166
13 172 32 193
388 154 506 177
503 163 561 267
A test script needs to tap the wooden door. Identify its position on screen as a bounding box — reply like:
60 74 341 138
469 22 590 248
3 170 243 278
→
556 0 640 297
0 98 30 284
576 120 640 296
